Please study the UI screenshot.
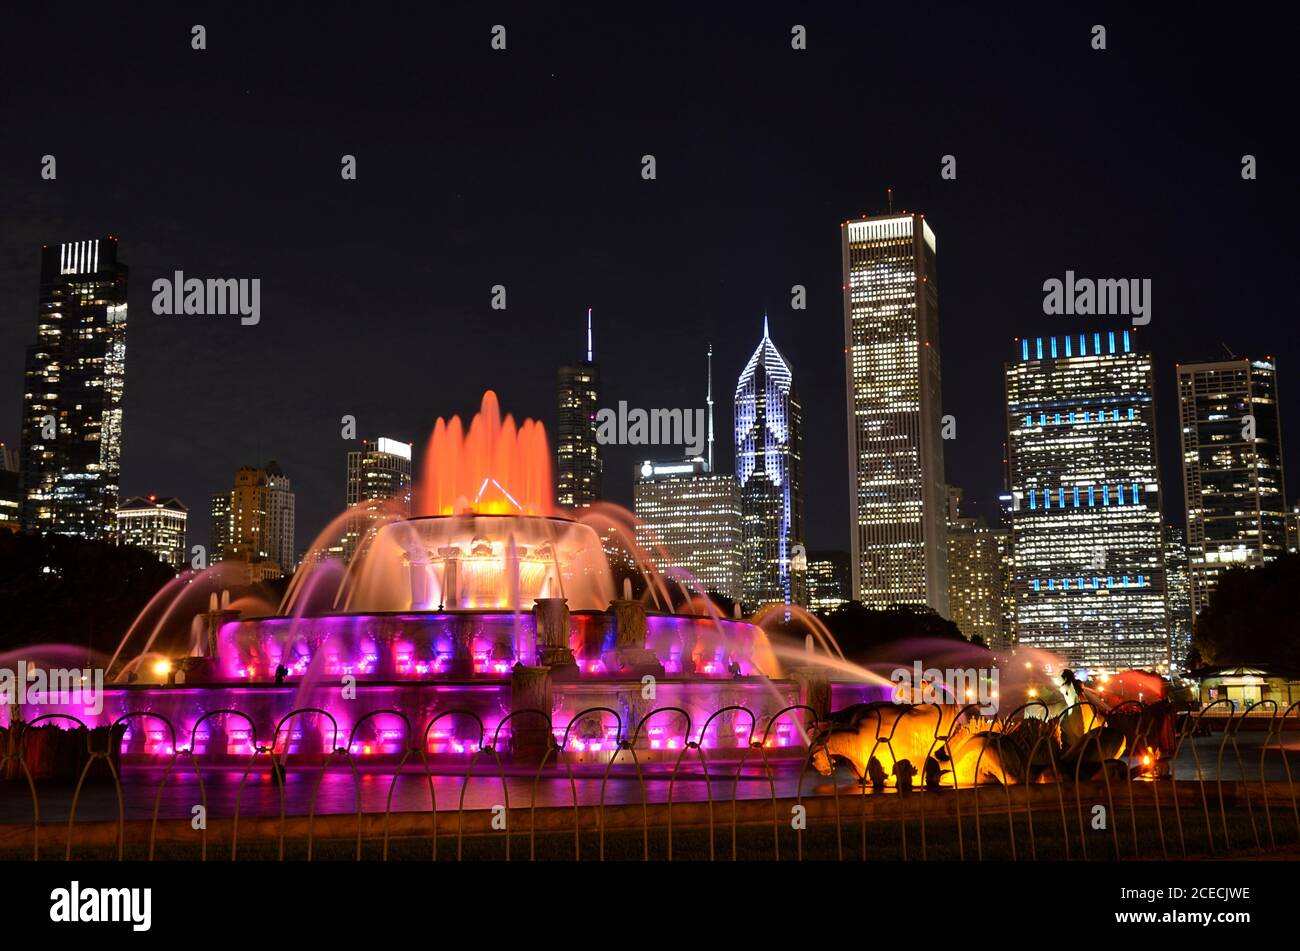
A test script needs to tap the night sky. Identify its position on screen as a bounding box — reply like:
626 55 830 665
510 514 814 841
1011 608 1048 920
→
2 5 1296 553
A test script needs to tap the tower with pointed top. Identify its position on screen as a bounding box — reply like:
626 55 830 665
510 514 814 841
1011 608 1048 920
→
842 212 949 615
735 317 805 609
556 309 602 508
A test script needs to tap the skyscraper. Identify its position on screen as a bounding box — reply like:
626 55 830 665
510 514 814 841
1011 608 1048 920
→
634 458 742 602
806 551 850 613
1176 357 1288 622
210 492 231 562
20 238 129 539
556 309 602 509
945 487 1011 647
1163 523 1193 673
0 443 20 533
211 462 296 580
841 212 948 614
343 436 413 560
116 496 188 570
993 529 1016 649
735 318 804 609
1005 331 1168 672
634 347 742 602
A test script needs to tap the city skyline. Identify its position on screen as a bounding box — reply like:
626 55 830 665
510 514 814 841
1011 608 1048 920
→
1 9 1296 567
6 230 1296 595
5 2 1300 896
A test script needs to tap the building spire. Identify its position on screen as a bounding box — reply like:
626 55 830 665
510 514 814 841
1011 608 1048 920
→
586 307 593 362
706 343 715 472
763 312 770 339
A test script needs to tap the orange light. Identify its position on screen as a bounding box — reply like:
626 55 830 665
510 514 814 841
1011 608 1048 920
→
418 391 553 517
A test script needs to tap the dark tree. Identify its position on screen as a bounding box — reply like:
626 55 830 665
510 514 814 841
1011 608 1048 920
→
0 532 175 658
816 601 973 665
1193 554 1300 672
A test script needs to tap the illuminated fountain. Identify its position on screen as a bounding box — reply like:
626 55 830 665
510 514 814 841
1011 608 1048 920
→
5 392 856 766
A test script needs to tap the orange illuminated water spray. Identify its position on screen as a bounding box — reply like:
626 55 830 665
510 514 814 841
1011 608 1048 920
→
417 390 554 516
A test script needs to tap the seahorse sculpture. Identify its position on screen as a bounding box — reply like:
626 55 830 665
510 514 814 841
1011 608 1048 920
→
811 672 1134 787
809 703 992 787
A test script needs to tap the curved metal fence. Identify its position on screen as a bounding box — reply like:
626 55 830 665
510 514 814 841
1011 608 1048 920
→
1 700 1297 861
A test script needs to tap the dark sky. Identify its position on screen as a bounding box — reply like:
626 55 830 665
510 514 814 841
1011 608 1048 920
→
2 4 1296 553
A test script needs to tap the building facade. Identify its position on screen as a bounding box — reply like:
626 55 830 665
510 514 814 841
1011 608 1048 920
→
944 487 1010 646
343 436 413 560
634 458 742 602
116 496 188 570
993 528 1015 649
841 213 948 614
1164 523 1193 673
1005 331 1168 672
0 444 20 532
806 550 850 613
556 310 602 509
20 238 129 539
1176 358 1288 623
211 462 296 579
735 319 805 609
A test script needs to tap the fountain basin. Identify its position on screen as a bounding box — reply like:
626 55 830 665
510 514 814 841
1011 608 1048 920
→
215 610 772 681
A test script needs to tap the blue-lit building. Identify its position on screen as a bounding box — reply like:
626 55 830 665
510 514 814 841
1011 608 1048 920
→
735 318 805 609
1004 330 1169 673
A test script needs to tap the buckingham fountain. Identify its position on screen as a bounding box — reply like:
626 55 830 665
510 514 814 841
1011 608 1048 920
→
5 392 866 771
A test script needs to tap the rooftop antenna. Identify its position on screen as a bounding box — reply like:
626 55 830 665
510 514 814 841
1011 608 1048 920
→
586 307 593 362
706 343 715 472
886 187 894 214
1220 342 1238 360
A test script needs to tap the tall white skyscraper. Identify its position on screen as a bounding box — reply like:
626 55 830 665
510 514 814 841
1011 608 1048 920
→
735 318 804 609
841 212 948 614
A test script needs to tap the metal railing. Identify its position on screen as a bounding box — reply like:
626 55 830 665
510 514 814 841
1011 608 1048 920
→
1 699 1297 861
